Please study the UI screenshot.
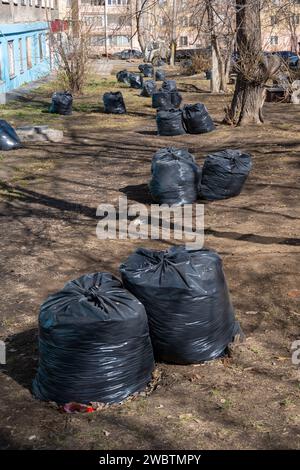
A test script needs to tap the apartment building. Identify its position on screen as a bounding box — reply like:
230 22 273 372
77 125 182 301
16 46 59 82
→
71 0 300 56
262 0 300 52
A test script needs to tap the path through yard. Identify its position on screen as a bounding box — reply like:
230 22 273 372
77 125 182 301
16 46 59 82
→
0 69 299 450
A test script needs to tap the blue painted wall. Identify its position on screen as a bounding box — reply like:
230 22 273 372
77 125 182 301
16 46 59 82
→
0 22 51 94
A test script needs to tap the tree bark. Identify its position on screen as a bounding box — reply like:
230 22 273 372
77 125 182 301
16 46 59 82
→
170 40 176 67
136 0 146 53
227 76 265 125
226 0 264 126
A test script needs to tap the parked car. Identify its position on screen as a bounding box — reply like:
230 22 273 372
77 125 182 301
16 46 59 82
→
113 49 143 60
272 51 299 68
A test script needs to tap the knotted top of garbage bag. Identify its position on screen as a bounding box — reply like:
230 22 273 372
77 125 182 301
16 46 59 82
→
39 272 144 330
151 146 197 172
161 80 177 92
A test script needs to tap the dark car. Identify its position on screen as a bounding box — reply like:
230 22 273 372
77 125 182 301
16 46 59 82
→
113 49 143 60
272 51 299 67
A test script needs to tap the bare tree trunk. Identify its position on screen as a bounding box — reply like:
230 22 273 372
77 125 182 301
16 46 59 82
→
206 0 231 94
170 40 176 67
226 0 264 125
136 0 146 53
211 46 220 92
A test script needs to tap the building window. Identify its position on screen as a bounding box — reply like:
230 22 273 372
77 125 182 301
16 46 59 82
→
8 41 15 78
89 0 105 5
293 15 300 25
39 34 43 60
26 37 32 69
108 0 129 5
270 35 279 45
91 36 106 46
271 16 278 26
179 36 188 47
108 35 129 46
19 38 24 73
180 17 188 27
84 16 104 27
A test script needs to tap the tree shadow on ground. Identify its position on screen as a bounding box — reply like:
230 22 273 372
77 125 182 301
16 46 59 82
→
119 184 153 204
3 328 38 391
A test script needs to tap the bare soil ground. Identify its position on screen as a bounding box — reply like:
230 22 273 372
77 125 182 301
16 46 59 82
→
0 65 299 450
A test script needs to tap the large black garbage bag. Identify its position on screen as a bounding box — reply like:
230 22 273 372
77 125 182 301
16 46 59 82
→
183 103 215 134
155 69 166 81
103 91 126 114
161 79 177 92
116 70 131 86
199 149 252 200
156 109 185 136
32 273 154 405
120 247 242 365
0 120 22 151
49 91 73 115
140 80 157 97
152 91 172 110
138 63 154 77
129 73 143 89
170 91 183 108
149 147 200 205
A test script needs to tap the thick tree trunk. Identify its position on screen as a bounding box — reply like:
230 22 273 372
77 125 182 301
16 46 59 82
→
226 75 265 125
226 0 263 126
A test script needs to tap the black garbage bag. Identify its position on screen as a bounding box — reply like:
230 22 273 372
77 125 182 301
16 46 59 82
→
120 246 242 365
103 91 126 114
152 91 172 110
182 103 215 134
156 108 186 136
32 273 154 404
199 149 252 200
116 70 131 86
170 91 183 108
155 69 166 81
49 91 73 115
138 63 154 77
140 80 157 97
161 80 177 92
129 73 143 89
0 120 22 151
149 147 200 205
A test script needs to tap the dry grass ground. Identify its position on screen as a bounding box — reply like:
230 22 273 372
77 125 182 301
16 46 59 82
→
0 64 299 450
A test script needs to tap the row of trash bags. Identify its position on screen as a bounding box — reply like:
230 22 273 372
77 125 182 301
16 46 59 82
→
156 104 215 136
149 147 252 205
0 120 22 151
33 246 241 405
117 67 166 85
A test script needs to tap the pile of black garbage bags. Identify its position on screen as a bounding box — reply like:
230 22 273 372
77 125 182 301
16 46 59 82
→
149 147 252 204
152 79 216 136
33 246 242 405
